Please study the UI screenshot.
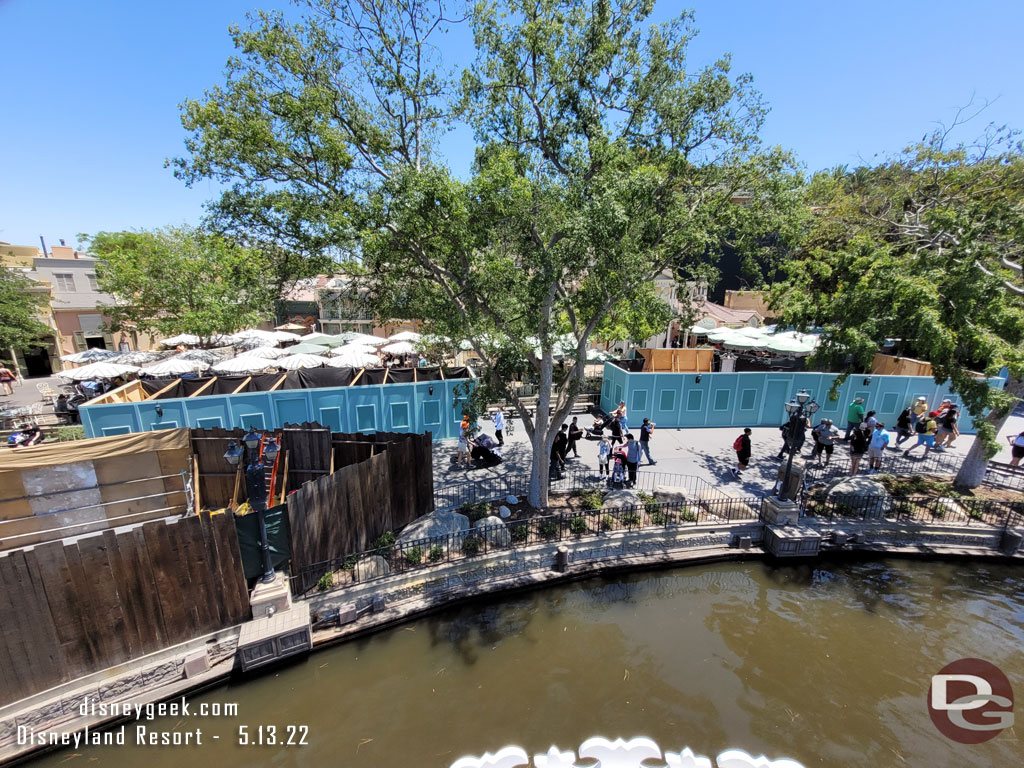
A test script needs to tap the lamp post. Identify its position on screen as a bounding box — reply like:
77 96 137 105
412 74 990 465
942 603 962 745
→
778 388 820 501
224 428 279 583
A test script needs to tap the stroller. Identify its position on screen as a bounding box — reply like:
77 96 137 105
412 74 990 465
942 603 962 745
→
470 434 503 468
608 447 628 488
8 425 43 449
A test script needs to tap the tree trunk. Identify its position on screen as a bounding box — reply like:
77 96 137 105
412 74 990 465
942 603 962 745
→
528 352 554 508
954 377 1024 488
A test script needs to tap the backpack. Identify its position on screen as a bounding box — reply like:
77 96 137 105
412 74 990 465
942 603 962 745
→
733 434 745 451
915 419 928 434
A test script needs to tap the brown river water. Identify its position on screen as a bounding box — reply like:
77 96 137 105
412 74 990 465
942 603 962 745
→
27 558 1024 768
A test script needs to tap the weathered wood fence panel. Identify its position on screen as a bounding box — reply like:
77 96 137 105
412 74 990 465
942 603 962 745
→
0 513 249 708
286 431 433 594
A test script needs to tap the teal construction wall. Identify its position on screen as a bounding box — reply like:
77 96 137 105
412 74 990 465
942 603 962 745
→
599 364 1001 434
80 378 473 440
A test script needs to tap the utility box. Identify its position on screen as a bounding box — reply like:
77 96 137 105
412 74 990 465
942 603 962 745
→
764 525 822 558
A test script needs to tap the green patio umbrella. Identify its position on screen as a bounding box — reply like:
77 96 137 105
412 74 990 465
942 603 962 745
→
286 342 331 355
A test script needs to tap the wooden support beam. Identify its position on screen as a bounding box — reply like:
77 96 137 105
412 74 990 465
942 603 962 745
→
230 376 252 395
413 367 417 383
438 367 445 380
268 374 287 392
350 368 365 386
145 377 182 402
193 455 201 513
382 367 390 385
188 376 218 398
230 468 242 511
279 450 290 505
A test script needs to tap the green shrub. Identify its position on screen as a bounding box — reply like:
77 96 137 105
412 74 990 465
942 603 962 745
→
636 490 654 503
510 522 529 543
56 425 85 442
679 509 698 523
405 546 422 566
650 510 674 526
342 555 357 571
574 490 603 510
621 511 641 528
316 571 334 592
460 500 491 522
371 530 396 552
569 515 588 535
462 535 481 556
600 515 615 531
428 544 445 562
539 520 559 539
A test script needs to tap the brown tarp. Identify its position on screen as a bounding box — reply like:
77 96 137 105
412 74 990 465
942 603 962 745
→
0 428 190 470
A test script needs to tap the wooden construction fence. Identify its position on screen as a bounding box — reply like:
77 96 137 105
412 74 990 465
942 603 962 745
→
286 430 433 594
636 348 714 373
871 353 934 377
0 512 249 707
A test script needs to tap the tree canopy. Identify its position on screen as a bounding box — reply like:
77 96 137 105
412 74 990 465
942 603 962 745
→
0 267 53 361
772 118 1024 485
174 0 801 504
85 226 277 347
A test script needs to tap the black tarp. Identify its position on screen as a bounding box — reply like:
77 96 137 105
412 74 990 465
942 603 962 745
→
234 504 290 580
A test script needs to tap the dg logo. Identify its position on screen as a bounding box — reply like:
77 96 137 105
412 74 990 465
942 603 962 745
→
928 658 1015 744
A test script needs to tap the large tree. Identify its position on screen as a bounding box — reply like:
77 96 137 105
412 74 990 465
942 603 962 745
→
174 0 799 505
85 226 278 347
0 267 54 360
772 117 1024 487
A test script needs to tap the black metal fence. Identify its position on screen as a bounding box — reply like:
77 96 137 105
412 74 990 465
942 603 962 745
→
802 494 1024 527
802 450 965 487
291 493 760 598
984 461 1024 492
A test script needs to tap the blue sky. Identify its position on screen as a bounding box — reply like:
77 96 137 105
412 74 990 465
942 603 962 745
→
2 0 1022 249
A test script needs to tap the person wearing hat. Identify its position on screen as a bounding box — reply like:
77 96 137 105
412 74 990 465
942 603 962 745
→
844 396 866 441
911 396 928 429
811 418 838 466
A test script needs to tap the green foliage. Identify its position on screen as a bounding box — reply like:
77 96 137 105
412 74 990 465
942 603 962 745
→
371 530 396 553
569 514 588 535
650 509 674 526
679 508 698 523
84 226 277 345
174 0 799 507
577 490 604 511
55 426 86 442
404 546 422 566
621 511 641 528
600 515 616 531
0 265 54 354
510 521 529 543
428 544 445 562
315 571 334 592
461 535 481 556
460 500 491 522
538 520 559 539
771 120 1024 465
636 490 660 517
342 555 357 571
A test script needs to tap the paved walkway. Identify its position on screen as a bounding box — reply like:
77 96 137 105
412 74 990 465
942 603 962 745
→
432 417 988 496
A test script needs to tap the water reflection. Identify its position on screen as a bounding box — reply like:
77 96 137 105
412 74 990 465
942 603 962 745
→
26 559 1024 768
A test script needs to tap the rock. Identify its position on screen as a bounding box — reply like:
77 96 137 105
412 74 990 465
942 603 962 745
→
824 476 893 519
690 486 759 519
354 555 390 581
498 505 511 519
474 515 511 547
655 485 688 504
602 488 640 510
397 510 470 545
506 495 518 505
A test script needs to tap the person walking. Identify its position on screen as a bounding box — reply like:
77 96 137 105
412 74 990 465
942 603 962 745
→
934 405 960 450
624 433 641 487
492 409 505 446
567 417 583 458
1008 431 1024 467
849 423 870 474
895 407 914 448
613 400 629 433
639 418 656 465
0 366 14 396
904 412 938 458
597 436 612 476
456 431 471 468
911 396 928 429
731 428 752 478
811 419 837 466
608 415 623 446
844 397 866 440
775 415 809 460
866 422 890 473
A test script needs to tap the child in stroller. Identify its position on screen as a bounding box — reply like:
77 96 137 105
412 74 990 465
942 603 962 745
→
585 406 611 440
608 445 628 488
469 433 503 468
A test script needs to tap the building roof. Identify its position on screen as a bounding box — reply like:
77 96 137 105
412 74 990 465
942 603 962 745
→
696 300 763 326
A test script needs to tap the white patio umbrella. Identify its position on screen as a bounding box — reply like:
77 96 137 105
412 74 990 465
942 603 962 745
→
275 353 330 370
330 343 377 357
388 330 422 343
59 362 141 381
765 337 816 356
177 348 230 363
60 348 122 363
210 357 273 374
382 341 416 355
141 358 211 376
239 346 289 359
272 330 302 343
114 350 166 365
705 327 739 343
159 334 201 347
688 325 713 335
734 325 771 339
328 352 381 368
722 336 768 351
301 331 331 340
